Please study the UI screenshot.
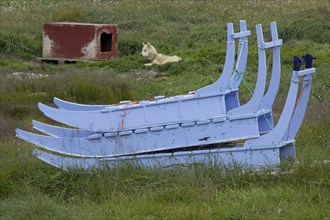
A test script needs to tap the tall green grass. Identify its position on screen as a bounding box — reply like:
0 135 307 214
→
0 0 329 219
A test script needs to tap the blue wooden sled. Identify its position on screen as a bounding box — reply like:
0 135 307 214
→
53 20 250 112
16 21 316 170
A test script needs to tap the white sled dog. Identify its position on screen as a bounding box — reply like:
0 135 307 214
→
141 42 181 66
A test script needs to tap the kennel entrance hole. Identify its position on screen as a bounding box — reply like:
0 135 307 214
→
100 32 112 52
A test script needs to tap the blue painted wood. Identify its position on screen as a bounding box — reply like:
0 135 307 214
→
32 120 92 137
35 23 265 132
244 62 316 148
228 22 282 137
20 23 278 144
22 21 284 159
224 20 250 111
53 97 109 111
283 56 316 140
15 20 316 171
19 59 316 160
228 20 249 91
28 56 316 170
260 21 282 109
257 21 283 133
38 94 229 132
32 143 284 170
227 24 267 120
16 116 259 158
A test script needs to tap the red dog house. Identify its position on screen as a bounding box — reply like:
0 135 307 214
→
41 22 118 63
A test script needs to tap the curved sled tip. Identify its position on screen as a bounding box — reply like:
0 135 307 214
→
32 120 39 126
15 128 23 137
53 97 61 106
38 102 48 111
32 149 63 169
16 128 32 139
32 120 49 133
15 129 46 147
16 128 35 142
38 103 56 118
38 102 59 116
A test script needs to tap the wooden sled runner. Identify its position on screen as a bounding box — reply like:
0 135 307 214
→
25 21 279 138
16 21 316 170
53 20 250 112
34 21 253 132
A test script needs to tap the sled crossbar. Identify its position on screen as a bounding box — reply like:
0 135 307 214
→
259 39 282 49
231 30 251 39
297 68 316 77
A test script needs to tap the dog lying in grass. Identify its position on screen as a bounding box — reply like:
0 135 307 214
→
140 42 181 66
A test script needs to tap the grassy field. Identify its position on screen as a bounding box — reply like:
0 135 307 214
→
0 0 329 219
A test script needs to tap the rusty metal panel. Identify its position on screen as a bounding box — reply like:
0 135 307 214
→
42 22 118 61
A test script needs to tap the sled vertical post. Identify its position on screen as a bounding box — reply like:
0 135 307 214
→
244 56 316 148
225 20 251 111
261 21 282 109
228 24 267 119
229 20 249 90
196 23 236 95
283 54 316 140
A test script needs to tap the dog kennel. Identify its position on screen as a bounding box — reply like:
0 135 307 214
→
41 22 118 63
